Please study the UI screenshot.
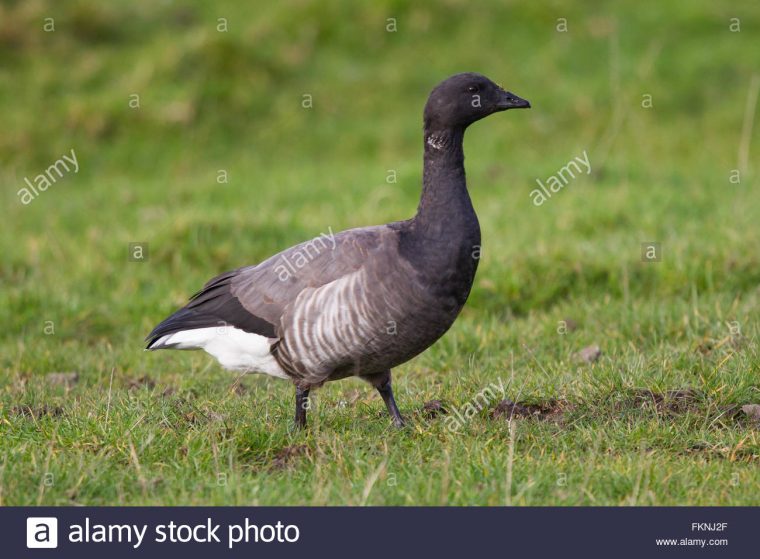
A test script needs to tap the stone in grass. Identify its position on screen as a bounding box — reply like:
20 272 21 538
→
561 318 579 332
46 372 79 387
630 388 700 414
575 344 602 363
270 445 309 471
492 399 537 419
741 404 760 422
10 404 64 419
127 375 156 390
492 399 571 423
422 400 447 418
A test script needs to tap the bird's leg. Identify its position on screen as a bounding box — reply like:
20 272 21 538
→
294 385 310 429
363 370 405 428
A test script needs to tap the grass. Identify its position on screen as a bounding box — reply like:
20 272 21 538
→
1 0 759 505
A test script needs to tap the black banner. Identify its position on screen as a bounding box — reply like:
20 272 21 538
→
5 507 756 558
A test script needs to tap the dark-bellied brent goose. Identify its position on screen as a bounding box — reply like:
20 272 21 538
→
146 73 530 429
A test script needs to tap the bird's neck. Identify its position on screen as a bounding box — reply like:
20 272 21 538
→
400 125 480 302
413 126 477 236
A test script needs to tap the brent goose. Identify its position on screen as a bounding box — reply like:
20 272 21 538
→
146 73 530 428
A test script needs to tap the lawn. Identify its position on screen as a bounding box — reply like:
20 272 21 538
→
1 0 759 505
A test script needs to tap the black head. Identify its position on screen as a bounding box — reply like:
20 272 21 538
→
423 72 530 131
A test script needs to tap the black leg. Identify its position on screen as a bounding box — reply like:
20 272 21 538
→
294 386 310 429
378 381 405 428
365 370 405 428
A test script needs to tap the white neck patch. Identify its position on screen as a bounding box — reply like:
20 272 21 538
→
426 134 446 150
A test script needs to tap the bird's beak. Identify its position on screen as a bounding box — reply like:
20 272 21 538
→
496 90 531 110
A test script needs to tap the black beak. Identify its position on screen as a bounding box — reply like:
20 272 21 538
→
496 90 531 110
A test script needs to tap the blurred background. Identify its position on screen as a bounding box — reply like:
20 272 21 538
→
3 0 759 330
1 1 759 505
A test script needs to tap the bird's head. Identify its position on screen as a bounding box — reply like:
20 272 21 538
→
423 72 530 131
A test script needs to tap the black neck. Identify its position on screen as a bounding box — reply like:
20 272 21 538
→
413 126 475 236
399 125 480 302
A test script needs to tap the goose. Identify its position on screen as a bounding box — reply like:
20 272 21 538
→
146 72 530 428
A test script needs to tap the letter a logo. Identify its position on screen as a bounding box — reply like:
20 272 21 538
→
27 517 58 548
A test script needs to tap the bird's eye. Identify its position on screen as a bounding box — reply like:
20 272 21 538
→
468 85 479 93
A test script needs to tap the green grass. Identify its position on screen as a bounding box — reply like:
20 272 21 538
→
1 0 759 505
